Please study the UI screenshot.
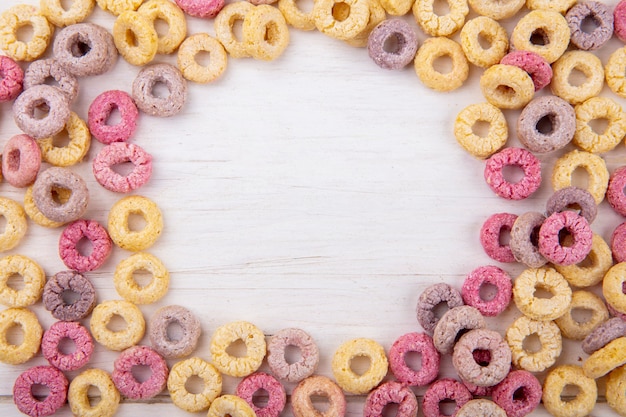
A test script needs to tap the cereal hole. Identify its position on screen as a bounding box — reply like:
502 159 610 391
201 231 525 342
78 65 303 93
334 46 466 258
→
125 29 138 48
6 149 20 172
533 284 554 299
433 0 451 16
558 228 574 247
61 289 80 305
589 117 609 135
332 2 350 21
6 322 24 346
52 128 71 148
106 313 128 332
71 40 91 57
232 19 244 41
438 399 457 416
498 226 511 247
0 215 6 235
404 351 422 371
154 18 170 37
16 23 34 44
495 84 515 98
471 120 491 138
479 282 498 302
194 50 212 68
106 106 122 126
432 301 450 321
58 336 77 355
513 386 528 402
310 394 331 413
561 384 580 402
184 375 205 394
132 268 153 288
577 250 596 268
76 236 94 258
43 76 60 89
571 167 590 190
61 0 75 11
151 81 171 99
383 33 405 54
530 29 549 46
226 338 248 358
264 22 280 45
6 273 25 291
570 307 593 324
111 160 136 177
284 344 303 365
536 114 555 135
52 186 71 204
563 202 583 216
295 0 315 13
522 332 542 353
581 15 600 34
30 383 50 402
381 402 399 417
433 55 453 74
530 225 541 247
166 320 184 342
128 212 147 232
472 348 491 366
622 281 626 295
502 165 525 184
252 387 270 408
567 67 588 87
477 31 492 50
33 100 50 120
454 328 470 344
87 385 102 408
131 364 152 383
349 354 371 376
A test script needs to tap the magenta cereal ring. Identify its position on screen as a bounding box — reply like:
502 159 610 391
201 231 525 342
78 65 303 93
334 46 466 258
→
13 84 71 140
546 186 597 224
2 134 41 188
452 328 511 387
112 345 168 399
500 51 552 91
236 372 286 417
92 142 153 193
484 147 541 200
608 167 626 217
422 378 472 417
175 0 224 18
23 59 79 104
364 380 418 417
13 365 68 417
612 222 626 263
267 327 319 383
616 0 626 43
480 212 518 263
88 90 139 144
41 321 93 371
566 1 613 51
461 265 512 317
367 19 418 70
416 283 464 333
58 219 112 272
492 370 542 417
510 212 547 268
0 55 23 102
388 332 439 386
43 270 96 321
538 211 593 266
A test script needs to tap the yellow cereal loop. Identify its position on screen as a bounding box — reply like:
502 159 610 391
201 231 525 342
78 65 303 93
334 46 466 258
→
214 2 254 58
607 365 626 416
0 4 53 61
0 255 45 308
573 96 626 154
414 37 468 92
278 0 315 30
207 395 256 417
313 0 370 41
23 185 69 228
113 11 158 66
551 51 604 105
552 150 609 205
510 10 570 64
96 0 143 15
114 252 169 304
542 365 597 417
379 0 414 16
108 195 163 252
41 0 95 27
178 33 228 84
168 357 222 413
412 0 468 37
606 47 626 99
0 307 42 365
603 263 626 315
137 0 187 54
526 0 576 14
0 198 27 252
37 112 91 167
506 316 561 373
554 234 612 288
69 368 120 417
583 337 626 379
479 64 534 110
210 321 266 377
331 338 388 394
554 290 608 341
345 0 386 48
513 267 572 322
243 4 290 61
460 16 508 68
467 0 524 20
90 299 145 351
454 102 507 159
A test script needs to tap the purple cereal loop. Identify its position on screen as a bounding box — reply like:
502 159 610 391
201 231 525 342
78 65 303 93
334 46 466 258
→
0 55 24 102
149 305 201 359
415 283 464 333
236 372 286 417
53 23 118 77
132 63 187 117
546 186 597 224
32 166 89 224
58 219 112 272
13 84 71 140
42 270 96 321
461 265 512 317
509 211 547 268
608 166 626 217
363 381 418 417
422 378 472 417
112 345 169 400
367 19 418 70
582 317 626 354
452 328 511 387
23 59 79 103
566 1 613 51
1 134 41 188
267 327 319 383
13 365 68 417
516 95 575 153
41 321 93 371
484 147 541 200
175 0 224 18
92 142 153 193
615 0 626 43
612 222 626 263
538 211 593 266
491 370 542 417
500 50 552 91
388 332 440 386
88 90 139 144
433 305 486 355
480 212 518 263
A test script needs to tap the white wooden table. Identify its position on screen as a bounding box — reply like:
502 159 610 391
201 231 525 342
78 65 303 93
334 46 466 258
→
0 0 625 415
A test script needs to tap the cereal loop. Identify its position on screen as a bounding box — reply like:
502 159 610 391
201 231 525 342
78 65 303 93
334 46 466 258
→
41 0 95 27
59 219 112 272
551 51 604 106
92 142 153 193
492 370 542 417
97 0 143 15
416 283 463 333
510 211 547 268
267 327 319 383
367 19 418 71
291 375 346 417
566 1 613 51
513 266 572 321
574 96 626 154
584 336 626 379
13 84 71 140
454 102 507 159
168 357 222 413
554 233 612 288
364 381 418 417
467 0 524 20
414 37 468 92
0 255 45 308
175 0 225 18
69 368 120 417
113 11 158 66
114 252 169 304
13 366 68 417
554 290 608 341
460 16 508 69
0 55 23 101
480 212 517 263
606 46 626 99
516 95 575 154
412 0 468 37
607 365 626 416
543 365 596 417
313 0 370 41
278 0 315 30
452 328 511 387
178 33 227 84
41 321 93 371
500 50 552 92
23 185 69 229
214 2 254 58
388 332 439 387
526 0 576 13
510 10 570 64
210 321 266 377
0 197 27 252
552 149 609 205
43 270 96 322
506 315 562 373
243 5 289 61
38 112 91 167
132 63 187 117
108 195 163 252
331 338 388 394
422 378 472 417
236 372 286 417
0 307 42 365
538 211 593 266
88 90 138 144
0 5 53 62
433 305 485 355
461 265 511 317
32 166 89 224
484 147 541 200
137 0 186 55
90 299 145 351
207 394 256 417
480 64 534 110
53 22 118 77
112 345 168 399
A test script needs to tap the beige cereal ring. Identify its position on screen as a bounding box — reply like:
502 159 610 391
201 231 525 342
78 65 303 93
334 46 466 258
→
513 266 572 322
603 262 626 315
412 0 468 37
379 0 414 16
331 338 388 394
480 64 534 110
41 0 95 27
0 307 42 365
460 16 508 68
278 0 315 30
90 299 145 351
114 252 169 304
137 0 187 54
168 357 222 412
506 315 561 373
554 290 608 341
606 46 626 99
23 185 70 228
68 368 120 417
108 195 163 252
583 337 626 379
0 4 53 62
113 11 158 66
510 10 570 64
551 51 604 105
214 2 254 58
454 102 507 159
467 0 524 20
607 365 626 416
552 149 609 205
0 255 45 308
96 0 143 15
554 234 612 288
178 33 228 84
207 395 255 417
243 4 290 61
37 112 91 167
210 321 266 377
0 197 27 252
526 0 577 14
542 365 596 417
573 96 626 154
414 37 468 92
313 0 370 41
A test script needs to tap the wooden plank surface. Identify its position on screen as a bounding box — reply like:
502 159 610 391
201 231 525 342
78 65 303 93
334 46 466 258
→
0 0 626 415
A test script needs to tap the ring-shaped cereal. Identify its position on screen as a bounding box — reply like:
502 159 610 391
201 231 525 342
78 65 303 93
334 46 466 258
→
388 332 439 386
566 1 613 51
606 46 626 99
364 381 418 417
0 307 42 365
452 329 511 387
0 255 45 308
0 197 27 252
412 0 468 37
422 378 472 417
500 50 552 92
460 16 508 68
38 112 90 167
267 327 319 383
414 37 468 92
132 63 187 117
454 102 507 159
613 222 626 263
367 19 418 71
210 321 266 377
416 283 464 332
0 55 23 101
552 149 609 205
23 185 69 228
32 166 89 224
42 321 93 371
278 0 315 30
168 357 222 412
480 212 517 263
0 5 53 62
13 366 68 417
517 96 575 154
88 90 138 144
2 134 41 188
93 142 153 193
69 368 120 417
510 212 547 268
208 395 256 417
480 64 534 110
461 265 511 317
178 33 227 84
467 0 524 20
108 195 163 252
23 58 79 103
584 337 626 379
243 5 290 61
90 299 145 351
457 399 506 417
43 270 96 322
554 290 608 341
214 2 254 58
554 233 612 288
608 166 626 217
236 372 286 417
538 211 593 266
175 0 225 18
113 11 158 66
97 0 143 15
510 10 570 64
551 51 604 106
137 0 186 54
112 345 168 399
492 370 542 417
41 0 95 27
331 338 388 394
546 186 597 224
59 219 112 272
114 252 169 304
13 84 71 140
513 266 572 321
505 315 562 373
525 0 576 13
573 96 626 154
52 22 117 77
484 147 541 200
291 375 346 417
313 0 369 41
543 365 597 417
603 262 626 315
608 365 626 416
433 305 485 355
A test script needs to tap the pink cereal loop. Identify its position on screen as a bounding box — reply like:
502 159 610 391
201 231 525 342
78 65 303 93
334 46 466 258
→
500 50 552 91
0 55 24 102
92 142 153 193
484 147 542 200
480 212 518 263
175 0 224 18
364 381 418 417
615 0 626 43
41 321 94 371
112 345 169 400
59 219 112 272
462 265 512 317
607 166 626 217
538 211 593 266
236 372 286 417
422 378 472 417
13 365 69 417
388 332 440 386
612 222 626 263
88 90 139 144
2 133 42 188
492 370 542 417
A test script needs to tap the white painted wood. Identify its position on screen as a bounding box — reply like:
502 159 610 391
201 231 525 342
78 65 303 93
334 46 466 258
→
0 0 625 415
